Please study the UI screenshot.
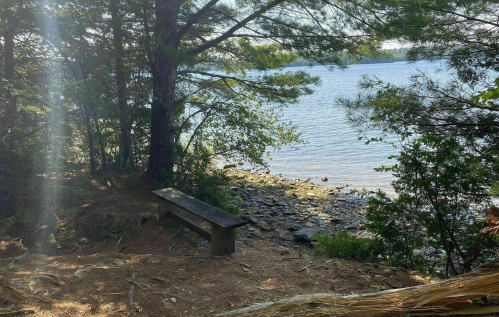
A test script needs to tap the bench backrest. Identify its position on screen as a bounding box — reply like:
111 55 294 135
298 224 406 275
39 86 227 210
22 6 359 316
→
152 188 247 229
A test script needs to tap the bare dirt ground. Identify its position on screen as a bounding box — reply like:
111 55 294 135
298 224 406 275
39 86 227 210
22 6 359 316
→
0 168 437 317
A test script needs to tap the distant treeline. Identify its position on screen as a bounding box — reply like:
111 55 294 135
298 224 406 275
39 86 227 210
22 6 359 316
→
286 48 409 67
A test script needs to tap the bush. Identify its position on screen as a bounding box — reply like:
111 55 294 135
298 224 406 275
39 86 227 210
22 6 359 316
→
184 167 240 216
174 144 240 216
364 136 499 276
313 230 385 262
365 191 427 270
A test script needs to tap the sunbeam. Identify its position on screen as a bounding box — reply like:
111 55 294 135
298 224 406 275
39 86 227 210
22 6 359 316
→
37 0 64 253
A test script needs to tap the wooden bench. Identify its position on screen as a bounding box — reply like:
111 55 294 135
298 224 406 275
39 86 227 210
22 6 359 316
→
152 188 247 256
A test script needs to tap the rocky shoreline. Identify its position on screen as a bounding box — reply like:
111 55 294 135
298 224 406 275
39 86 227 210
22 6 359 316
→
225 167 372 245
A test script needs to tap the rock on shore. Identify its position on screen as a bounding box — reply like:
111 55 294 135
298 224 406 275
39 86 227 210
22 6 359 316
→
225 168 370 245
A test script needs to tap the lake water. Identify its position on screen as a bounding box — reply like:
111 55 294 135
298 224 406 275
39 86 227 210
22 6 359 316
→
265 61 450 195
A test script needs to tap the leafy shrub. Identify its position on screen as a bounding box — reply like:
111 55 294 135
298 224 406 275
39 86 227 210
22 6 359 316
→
364 137 499 275
185 167 240 216
313 230 385 262
98 229 112 240
365 191 426 270
174 144 240 216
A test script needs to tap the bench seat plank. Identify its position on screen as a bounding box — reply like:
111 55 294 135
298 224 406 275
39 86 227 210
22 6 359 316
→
152 188 246 229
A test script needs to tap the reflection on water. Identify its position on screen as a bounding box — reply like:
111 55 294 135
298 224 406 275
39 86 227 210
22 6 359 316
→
266 61 450 195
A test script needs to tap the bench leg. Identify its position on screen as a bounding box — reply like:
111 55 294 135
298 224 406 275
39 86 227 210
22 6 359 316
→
210 226 235 256
158 200 170 227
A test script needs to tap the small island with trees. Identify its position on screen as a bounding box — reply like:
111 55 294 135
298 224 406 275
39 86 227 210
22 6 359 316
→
0 0 498 316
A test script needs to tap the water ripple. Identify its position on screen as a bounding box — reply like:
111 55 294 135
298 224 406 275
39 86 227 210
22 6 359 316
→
266 61 450 195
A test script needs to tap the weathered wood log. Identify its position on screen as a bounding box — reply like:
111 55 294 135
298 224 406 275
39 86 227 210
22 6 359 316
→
218 262 499 317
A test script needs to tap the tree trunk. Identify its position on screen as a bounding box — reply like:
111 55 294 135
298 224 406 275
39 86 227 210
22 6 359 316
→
74 43 97 174
81 100 97 173
147 0 183 184
91 107 107 172
4 5 22 217
111 0 134 171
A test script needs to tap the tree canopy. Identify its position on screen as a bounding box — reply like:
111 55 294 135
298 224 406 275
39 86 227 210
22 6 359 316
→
0 0 388 221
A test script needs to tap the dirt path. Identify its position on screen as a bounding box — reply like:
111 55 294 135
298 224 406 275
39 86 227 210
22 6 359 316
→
1 223 434 317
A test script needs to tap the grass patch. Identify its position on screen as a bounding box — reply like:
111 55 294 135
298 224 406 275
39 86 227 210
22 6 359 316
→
314 230 385 262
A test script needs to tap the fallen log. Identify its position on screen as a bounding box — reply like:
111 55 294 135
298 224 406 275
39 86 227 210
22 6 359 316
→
218 262 499 317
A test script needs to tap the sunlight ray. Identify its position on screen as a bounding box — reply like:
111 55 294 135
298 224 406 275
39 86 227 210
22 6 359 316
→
38 0 64 253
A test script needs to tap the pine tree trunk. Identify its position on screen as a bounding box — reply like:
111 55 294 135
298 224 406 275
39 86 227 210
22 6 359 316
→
111 0 134 171
91 107 107 172
81 100 97 173
74 49 97 174
147 0 183 184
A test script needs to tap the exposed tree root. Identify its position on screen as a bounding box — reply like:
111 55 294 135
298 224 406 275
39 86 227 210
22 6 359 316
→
0 277 50 304
0 277 31 304
0 309 35 316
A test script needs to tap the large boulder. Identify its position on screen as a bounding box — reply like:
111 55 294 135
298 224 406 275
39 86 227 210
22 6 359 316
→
292 228 327 244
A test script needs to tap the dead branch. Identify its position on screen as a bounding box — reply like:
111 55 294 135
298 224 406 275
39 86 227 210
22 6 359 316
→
128 279 146 291
128 274 135 306
218 262 499 317
34 274 59 286
152 277 166 283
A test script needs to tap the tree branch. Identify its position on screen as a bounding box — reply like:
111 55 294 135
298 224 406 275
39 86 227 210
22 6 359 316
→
187 0 288 56
178 0 220 39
